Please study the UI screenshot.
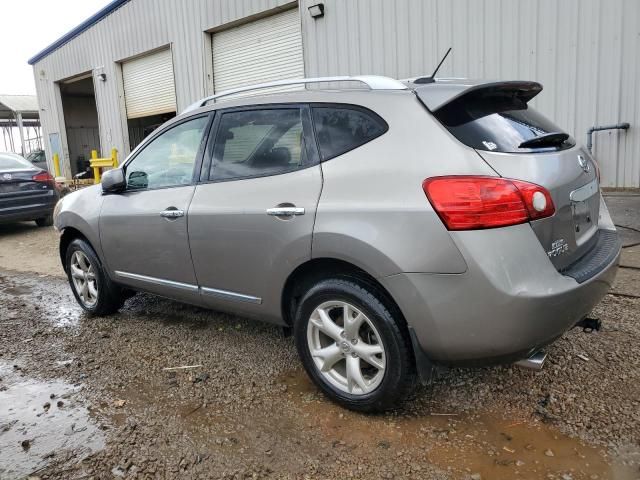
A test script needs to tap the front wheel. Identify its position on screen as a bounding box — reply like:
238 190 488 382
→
65 238 124 315
294 278 416 412
35 215 53 227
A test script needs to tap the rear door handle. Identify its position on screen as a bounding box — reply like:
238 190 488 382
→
266 207 305 217
160 208 185 218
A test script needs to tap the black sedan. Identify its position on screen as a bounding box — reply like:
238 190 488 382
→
0 152 59 226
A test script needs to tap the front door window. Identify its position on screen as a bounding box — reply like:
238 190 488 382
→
126 116 208 190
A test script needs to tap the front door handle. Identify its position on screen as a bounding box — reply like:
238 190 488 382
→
160 208 185 218
266 207 305 217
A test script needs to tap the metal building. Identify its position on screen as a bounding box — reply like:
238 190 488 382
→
29 0 639 187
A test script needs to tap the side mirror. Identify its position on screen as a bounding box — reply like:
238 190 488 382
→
101 168 126 193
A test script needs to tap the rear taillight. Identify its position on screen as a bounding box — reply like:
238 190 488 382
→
32 171 54 182
32 171 55 187
422 176 555 231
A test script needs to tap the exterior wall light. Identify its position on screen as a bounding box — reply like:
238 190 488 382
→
97 73 107 82
308 3 324 18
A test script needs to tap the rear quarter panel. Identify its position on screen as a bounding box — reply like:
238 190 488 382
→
312 91 499 277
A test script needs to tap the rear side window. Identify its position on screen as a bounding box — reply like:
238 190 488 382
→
312 106 387 160
210 108 307 181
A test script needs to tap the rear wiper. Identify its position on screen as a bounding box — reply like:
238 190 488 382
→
519 132 569 149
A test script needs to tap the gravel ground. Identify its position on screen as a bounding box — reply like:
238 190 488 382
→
0 222 61 277
1 270 639 479
0 194 639 479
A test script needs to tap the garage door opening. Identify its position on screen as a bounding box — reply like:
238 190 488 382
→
60 74 100 177
122 48 177 150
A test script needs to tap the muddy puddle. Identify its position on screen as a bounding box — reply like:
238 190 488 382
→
0 362 104 478
281 369 638 480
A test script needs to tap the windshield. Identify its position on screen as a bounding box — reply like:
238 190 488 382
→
0 153 34 170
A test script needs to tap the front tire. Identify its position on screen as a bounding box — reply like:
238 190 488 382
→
294 278 415 412
65 238 124 315
35 215 53 227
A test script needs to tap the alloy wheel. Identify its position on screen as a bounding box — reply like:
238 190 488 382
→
306 300 386 395
70 251 98 307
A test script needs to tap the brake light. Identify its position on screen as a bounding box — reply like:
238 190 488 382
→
32 171 55 187
422 176 555 231
32 171 54 182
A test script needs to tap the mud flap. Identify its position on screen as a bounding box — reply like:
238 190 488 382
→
408 327 439 385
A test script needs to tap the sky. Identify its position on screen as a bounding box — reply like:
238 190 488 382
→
0 0 111 95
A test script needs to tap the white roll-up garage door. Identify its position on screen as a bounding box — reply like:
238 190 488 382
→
122 48 177 119
212 8 304 94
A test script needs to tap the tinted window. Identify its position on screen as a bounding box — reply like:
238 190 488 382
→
436 104 575 153
211 108 306 181
126 116 208 190
0 153 34 170
312 106 387 160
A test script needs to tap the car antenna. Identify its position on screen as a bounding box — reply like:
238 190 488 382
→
414 47 452 84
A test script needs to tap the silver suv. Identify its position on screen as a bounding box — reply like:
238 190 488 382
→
55 76 620 411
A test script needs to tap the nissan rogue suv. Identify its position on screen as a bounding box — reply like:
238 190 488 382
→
54 76 620 412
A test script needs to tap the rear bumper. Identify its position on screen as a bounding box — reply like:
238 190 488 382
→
0 191 57 223
380 224 620 366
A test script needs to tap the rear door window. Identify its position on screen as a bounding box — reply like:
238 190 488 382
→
209 108 309 181
311 106 387 160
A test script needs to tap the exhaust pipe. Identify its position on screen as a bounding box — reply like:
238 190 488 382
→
515 351 547 371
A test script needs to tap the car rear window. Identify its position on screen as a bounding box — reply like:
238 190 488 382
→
438 106 576 153
0 153 33 170
312 106 387 160
419 83 576 153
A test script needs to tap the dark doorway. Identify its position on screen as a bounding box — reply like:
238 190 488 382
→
128 112 176 151
60 76 100 177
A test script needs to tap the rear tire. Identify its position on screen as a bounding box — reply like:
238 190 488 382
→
65 238 124 315
294 278 416 412
35 215 53 227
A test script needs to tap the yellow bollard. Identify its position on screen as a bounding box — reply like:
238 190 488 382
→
53 153 61 177
91 150 101 183
111 148 118 167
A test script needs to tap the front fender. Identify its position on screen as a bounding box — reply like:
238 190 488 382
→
55 186 105 262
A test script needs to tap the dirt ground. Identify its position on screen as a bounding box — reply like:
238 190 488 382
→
1 193 639 480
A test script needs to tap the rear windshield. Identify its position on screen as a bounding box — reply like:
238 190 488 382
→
427 90 575 153
0 153 33 170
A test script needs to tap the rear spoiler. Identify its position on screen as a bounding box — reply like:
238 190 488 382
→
415 81 543 127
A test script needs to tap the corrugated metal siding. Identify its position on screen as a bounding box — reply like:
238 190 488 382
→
32 0 295 175
300 0 640 188
33 0 639 187
122 48 176 118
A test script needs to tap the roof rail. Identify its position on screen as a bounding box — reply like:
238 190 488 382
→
183 75 408 113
